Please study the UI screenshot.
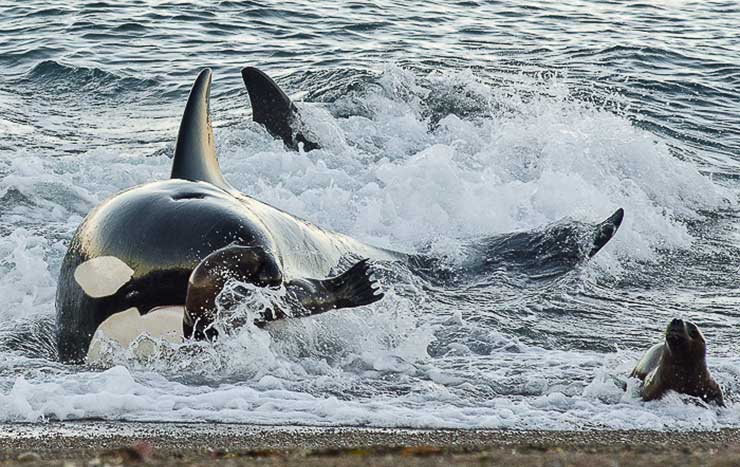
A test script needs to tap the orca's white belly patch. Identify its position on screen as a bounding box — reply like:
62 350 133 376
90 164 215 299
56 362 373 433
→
87 306 185 362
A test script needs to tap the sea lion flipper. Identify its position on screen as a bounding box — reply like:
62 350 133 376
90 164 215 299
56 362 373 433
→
713 389 726 408
588 208 624 258
171 68 231 190
282 259 384 317
241 66 320 152
322 259 384 309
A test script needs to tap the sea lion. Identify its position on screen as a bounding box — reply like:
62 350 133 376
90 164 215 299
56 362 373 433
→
56 67 624 363
184 246 381 340
631 318 724 406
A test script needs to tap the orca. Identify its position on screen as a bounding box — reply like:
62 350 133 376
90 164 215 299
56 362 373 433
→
55 68 623 363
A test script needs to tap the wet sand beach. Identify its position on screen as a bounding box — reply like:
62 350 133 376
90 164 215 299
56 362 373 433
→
1 423 740 466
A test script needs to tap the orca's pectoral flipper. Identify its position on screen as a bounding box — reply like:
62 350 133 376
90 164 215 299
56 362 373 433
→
241 66 320 152
589 208 624 257
171 68 231 190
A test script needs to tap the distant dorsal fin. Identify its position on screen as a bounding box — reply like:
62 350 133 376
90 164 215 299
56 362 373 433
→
171 69 230 190
241 66 319 152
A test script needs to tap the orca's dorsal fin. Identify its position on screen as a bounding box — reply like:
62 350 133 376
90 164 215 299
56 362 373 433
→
171 68 230 190
241 66 319 152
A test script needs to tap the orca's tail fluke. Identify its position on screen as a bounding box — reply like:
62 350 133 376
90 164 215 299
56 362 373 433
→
412 208 626 284
241 66 319 152
171 68 231 190
589 208 624 258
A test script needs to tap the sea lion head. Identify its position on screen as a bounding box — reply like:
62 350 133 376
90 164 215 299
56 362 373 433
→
663 318 706 363
183 245 284 339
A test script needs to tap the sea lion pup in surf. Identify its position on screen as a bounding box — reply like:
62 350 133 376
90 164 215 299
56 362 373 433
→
55 68 623 363
631 318 724 407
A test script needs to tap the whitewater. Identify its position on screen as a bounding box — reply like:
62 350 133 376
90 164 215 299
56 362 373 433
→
0 0 739 431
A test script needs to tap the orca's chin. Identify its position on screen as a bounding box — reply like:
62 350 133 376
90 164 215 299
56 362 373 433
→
86 306 185 364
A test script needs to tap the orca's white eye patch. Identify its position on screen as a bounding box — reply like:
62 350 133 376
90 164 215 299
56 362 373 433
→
74 256 134 298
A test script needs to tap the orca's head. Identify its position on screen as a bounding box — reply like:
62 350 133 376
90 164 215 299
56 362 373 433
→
56 251 192 363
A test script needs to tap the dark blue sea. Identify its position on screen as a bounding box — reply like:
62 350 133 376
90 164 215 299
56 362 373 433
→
0 1 739 429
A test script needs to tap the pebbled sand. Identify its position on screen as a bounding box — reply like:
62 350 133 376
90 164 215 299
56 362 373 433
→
1 422 740 466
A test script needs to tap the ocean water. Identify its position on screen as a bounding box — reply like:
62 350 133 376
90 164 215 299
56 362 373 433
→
1 0 740 430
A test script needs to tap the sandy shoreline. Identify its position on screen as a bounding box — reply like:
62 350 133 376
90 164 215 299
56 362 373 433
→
2 423 740 466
